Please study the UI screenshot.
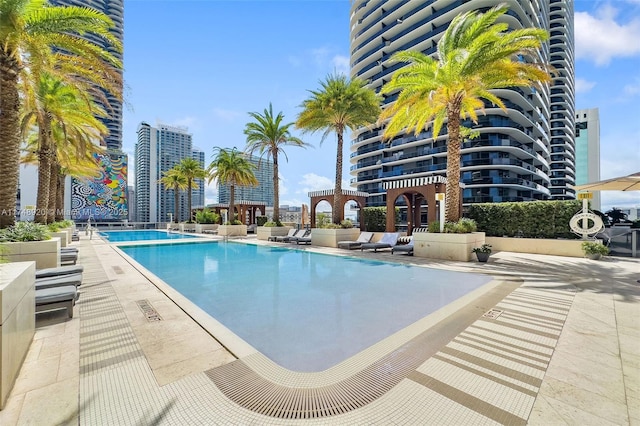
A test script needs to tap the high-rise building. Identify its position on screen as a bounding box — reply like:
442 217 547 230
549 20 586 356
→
135 122 197 223
192 149 206 209
575 108 601 210
218 155 274 206
349 0 575 208
51 0 124 150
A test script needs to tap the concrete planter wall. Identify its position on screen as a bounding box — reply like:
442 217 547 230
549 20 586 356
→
62 227 73 245
413 232 485 262
256 226 291 241
311 228 361 248
218 224 247 237
49 231 68 248
195 224 218 234
1 238 61 269
179 223 196 232
485 236 586 257
0 261 36 409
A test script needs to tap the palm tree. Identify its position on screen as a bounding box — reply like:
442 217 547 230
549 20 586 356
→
379 5 550 222
176 157 206 223
244 103 310 224
159 167 188 223
0 0 122 228
296 73 380 224
207 148 258 224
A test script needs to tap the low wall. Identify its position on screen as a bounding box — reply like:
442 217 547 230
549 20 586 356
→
486 236 585 257
413 232 485 262
311 228 361 248
0 262 36 409
1 238 61 269
256 226 291 241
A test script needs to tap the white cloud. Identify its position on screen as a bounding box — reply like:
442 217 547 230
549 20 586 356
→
575 5 640 65
623 80 640 96
311 47 330 66
575 78 596 93
205 184 217 205
171 116 197 128
211 108 243 122
331 55 350 76
296 173 333 194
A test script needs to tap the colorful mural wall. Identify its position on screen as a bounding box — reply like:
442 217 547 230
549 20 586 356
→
71 152 128 220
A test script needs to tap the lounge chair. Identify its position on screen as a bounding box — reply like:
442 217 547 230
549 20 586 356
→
269 228 295 242
337 231 373 250
60 251 78 265
36 285 78 318
36 273 83 289
294 230 313 245
36 265 84 279
71 230 79 241
360 232 399 252
392 237 414 255
276 229 305 243
247 224 257 234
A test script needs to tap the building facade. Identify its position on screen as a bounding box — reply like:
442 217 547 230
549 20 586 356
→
218 155 274 207
135 123 200 223
192 149 206 210
349 0 575 208
575 108 601 210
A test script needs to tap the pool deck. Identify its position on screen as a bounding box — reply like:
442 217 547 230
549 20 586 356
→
1 233 638 425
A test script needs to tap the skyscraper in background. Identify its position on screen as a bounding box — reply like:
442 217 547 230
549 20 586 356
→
349 0 576 208
575 108 601 210
218 155 274 206
135 123 198 223
192 149 206 210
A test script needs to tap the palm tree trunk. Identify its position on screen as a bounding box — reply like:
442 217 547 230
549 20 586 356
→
46 159 58 223
174 186 179 223
0 55 21 228
55 170 65 222
187 180 192 222
35 119 54 223
333 127 344 224
273 152 279 223
445 107 462 222
229 183 235 224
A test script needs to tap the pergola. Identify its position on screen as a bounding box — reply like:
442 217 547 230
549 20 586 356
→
199 201 266 224
308 189 369 230
383 175 460 235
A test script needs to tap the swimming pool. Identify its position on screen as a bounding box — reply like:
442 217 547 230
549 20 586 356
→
120 241 491 372
100 230 201 242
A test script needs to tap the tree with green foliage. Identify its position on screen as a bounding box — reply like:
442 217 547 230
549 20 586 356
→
245 103 310 225
0 0 122 228
207 148 258 224
177 157 206 223
296 73 380 224
379 4 550 222
159 167 187 223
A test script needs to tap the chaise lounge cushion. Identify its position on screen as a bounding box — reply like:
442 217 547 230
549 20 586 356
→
338 232 373 249
35 273 83 289
35 285 78 318
391 237 414 255
36 265 84 279
361 232 400 252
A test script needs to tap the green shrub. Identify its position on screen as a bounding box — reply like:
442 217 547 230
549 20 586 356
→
323 223 342 229
195 209 220 224
231 220 243 225
256 216 269 226
263 221 277 227
428 221 440 233
458 218 477 233
467 200 581 239
362 207 400 232
0 222 52 242
340 219 354 229
472 243 492 254
47 222 63 232
581 241 610 256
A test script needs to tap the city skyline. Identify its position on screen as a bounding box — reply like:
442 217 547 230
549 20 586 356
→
122 1 640 212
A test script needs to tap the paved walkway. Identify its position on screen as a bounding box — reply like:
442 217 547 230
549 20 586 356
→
1 234 638 425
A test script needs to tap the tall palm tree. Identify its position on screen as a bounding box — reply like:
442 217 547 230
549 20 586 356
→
159 167 188 223
176 157 206 223
207 148 258 224
244 103 310 224
296 73 380 224
379 5 550 222
0 0 122 228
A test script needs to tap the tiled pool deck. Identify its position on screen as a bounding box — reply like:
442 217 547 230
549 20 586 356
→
1 233 638 425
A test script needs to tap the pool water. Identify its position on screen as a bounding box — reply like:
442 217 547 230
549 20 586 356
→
120 241 491 372
100 230 201 242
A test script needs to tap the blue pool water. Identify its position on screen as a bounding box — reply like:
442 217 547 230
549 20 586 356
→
100 230 200 242
121 242 491 372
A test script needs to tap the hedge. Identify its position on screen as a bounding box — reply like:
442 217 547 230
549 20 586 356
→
363 207 400 232
466 200 582 239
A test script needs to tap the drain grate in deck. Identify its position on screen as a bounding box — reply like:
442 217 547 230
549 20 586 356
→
136 300 162 321
482 308 504 319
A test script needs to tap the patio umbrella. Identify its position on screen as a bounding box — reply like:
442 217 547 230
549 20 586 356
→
572 171 640 192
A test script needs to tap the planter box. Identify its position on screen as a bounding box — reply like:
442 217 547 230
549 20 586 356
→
218 224 247 237
195 224 218 234
413 232 485 262
485 236 586 258
1 238 61 269
256 226 291 241
49 231 68 248
179 223 196 232
311 228 361 248
0 262 36 409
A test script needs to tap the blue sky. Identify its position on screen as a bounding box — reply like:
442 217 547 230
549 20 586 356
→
122 0 640 212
